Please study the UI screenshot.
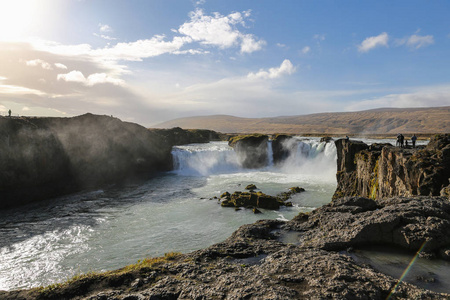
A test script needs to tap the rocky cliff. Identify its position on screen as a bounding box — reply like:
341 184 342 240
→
0 114 223 210
334 134 450 200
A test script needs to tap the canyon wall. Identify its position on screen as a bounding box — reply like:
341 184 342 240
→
0 114 221 210
333 134 450 200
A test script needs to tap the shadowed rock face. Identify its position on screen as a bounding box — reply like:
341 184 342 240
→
333 134 450 200
0 114 222 210
271 134 293 165
148 127 225 146
228 134 269 169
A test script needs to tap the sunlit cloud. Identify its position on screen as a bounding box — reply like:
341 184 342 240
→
177 9 265 53
358 32 389 52
25 59 53 70
247 59 296 80
54 63 68 69
57 70 125 86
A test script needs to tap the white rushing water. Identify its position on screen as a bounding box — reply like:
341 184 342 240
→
2 136 414 291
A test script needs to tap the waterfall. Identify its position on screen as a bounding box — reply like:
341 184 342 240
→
172 138 337 178
278 138 337 178
172 142 241 176
267 140 274 167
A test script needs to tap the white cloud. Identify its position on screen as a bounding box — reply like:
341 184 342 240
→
247 59 296 80
301 46 311 54
26 59 53 70
99 23 112 33
57 70 124 86
396 34 434 49
57 70 86 83
178 9 264 53
54 63 68 69
277 43 286 48
358 32 389 53
240 34 266 53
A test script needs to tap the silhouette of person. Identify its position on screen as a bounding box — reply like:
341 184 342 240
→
8 109 11 117
400 134 404 148
411 134 417 148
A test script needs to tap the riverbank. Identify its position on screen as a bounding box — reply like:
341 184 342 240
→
1 135 449 299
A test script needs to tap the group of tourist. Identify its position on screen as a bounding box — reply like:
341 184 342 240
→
397 133 417 148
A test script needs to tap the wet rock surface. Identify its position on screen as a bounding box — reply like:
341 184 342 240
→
3 196 450 299
218 186 304 210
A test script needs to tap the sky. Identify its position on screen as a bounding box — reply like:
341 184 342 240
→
0 0 449 126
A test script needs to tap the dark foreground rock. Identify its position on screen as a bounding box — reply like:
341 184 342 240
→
2 196 450 299
0 114 223 210
219 187 304 210
220 191 292 210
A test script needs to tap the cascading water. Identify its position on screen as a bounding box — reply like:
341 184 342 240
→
172 138 337 179
171 142 242 176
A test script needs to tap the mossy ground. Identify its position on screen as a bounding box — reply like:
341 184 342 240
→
34 252 182 299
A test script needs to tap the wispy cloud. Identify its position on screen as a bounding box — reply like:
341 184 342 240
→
346 84 450 111
99 23 112 33
358 32 389 53
396 34 434 49
301 46 310 54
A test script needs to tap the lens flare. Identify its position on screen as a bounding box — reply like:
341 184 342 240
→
386 240 428 299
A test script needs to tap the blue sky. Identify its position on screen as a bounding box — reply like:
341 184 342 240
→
0 0 449 125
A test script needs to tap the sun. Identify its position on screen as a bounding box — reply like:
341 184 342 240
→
0 0 39 41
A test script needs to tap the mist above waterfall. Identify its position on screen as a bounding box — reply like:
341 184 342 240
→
171 138 337 180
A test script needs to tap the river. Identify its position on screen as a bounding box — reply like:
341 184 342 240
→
0 136 434 291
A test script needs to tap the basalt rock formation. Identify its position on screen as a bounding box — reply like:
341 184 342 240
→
0 114 223 210
271 134 293 165
333 134 450 200
149 126 225 146
228 134 269 168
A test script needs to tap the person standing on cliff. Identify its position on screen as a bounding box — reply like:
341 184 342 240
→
411 134 417 148
8 109 11 117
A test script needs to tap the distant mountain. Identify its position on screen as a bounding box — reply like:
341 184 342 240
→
154 106 450 135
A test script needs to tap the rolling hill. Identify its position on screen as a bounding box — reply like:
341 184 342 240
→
154 106 450 135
